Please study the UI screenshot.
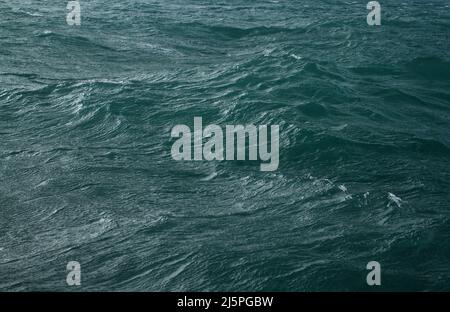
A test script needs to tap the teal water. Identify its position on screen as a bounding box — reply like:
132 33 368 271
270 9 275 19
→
1 0 450 291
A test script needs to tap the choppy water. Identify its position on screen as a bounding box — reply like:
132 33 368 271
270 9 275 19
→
1 0 450 291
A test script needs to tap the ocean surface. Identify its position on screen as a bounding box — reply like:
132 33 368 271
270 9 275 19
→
1 0 450 291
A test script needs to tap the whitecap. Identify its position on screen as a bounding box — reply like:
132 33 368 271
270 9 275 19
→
35 180 49 188
331 124 348 131
388 192 402 207
201 172 218 181
263 48 276 57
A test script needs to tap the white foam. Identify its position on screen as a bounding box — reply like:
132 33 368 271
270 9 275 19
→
201 172 218 181
338 184 348 193
388 192 402 207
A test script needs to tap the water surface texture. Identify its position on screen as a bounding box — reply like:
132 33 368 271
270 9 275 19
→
1 0 450 291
